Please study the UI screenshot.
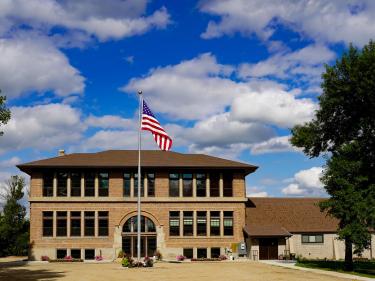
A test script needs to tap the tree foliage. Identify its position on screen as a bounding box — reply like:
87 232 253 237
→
0 176 29 257
291 41 375 271
0 91 11 136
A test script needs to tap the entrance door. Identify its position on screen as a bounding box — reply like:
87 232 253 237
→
259 238 278 260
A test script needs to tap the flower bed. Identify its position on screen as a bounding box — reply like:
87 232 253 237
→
121 256 154 268
191 258 222 262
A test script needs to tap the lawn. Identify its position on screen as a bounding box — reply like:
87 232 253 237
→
296 259 375 278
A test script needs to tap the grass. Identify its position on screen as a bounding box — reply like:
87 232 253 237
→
295 259 375 278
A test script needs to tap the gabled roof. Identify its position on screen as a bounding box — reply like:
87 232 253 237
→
245 197 339 236
17 150 258 175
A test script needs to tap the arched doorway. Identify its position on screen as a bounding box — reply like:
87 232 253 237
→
122 215 157 257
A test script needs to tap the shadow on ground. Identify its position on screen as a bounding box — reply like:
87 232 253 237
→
0 264 64 281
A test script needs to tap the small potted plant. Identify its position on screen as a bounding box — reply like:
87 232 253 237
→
64 255 73 262
95 255 103 261
41 255 49 261
176 255 185 261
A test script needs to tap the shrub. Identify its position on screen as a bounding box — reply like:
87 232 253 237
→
153 250 162 260
176 255 185 261
219 255 227 260
41 255 49 261
117 250 124 258
144 256 154 267
122 256 134 268
133 261 144 267
64 256 72 262
95 255 103 261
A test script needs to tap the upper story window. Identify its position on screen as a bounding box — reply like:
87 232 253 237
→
169 173 179 197
43 173 54 197
223 173 233 197
182 173 193 197
210 174 220 197
147 173 155 197
134 173 144 197
56 172 67 197
302 234 324 243
84 172 95 197
196 173 206 197
98 172 109 197
169 211 180 236
223 211 233 236
123 173 131 197
42 211 53 236
70 172 81 197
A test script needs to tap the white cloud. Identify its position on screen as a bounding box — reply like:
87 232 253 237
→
0 0 170 41
247 186 268 197
282 167 325 196
0 157 22 168
199 0 375 46
0 37 84 99
250 136 298 155
0 104 85 154
85 115 135 130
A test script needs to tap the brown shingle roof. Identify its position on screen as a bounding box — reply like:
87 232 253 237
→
245 197 339 236
17 150 258 175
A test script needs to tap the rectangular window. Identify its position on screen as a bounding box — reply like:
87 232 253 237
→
210 174 220 197
196 173 206 197
71 249 81 259
56 172 67 197
42 211 53 237
84 249 95 260
70 172 81 197
211 247 221 258
183 211 193 236
169 211 180 236
56 211 67 237
183 248 193 259
98 211 109 236
70 211 81 237
147 173 155 197
223 211 233 236
43 173 54 197
98 172 109 197
123 173 131 197
223 173 233 197
134 173 144 197
197 248 207 259
302 234 324 243
210 211 220 236
56 249 67 259
183 173 193 197
84 211 95 236
169 173 179 197
197 211 207 236
84 172 95 197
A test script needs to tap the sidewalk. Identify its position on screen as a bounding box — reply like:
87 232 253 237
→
260 260 375 281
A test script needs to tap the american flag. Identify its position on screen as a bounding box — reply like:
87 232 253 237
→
141 100 172 151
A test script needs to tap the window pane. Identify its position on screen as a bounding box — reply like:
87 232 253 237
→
316 235 323 243
210 211 220 236
210 174 220 197
71 172 81 197
223 211 233 236
85 249 95 260
147 173 155 197
197 248 207 259
98 211 108 236
183 174 193 197
123 173 131 197
169 173 179 197
43 211 53 237
169 211 180 236
57 172 67 197
98 173 109 197
56 211 67 236
56 249 67 259
211 247 221 258
84 173 95 197
183 211 193 236
84 211 95 236
71 211 81 236
183 248 193 259
196 173 206 197
302 235 309 243
197 211 207 236
43 173 54 197
71 249 81 259
134 173 144 197
223 173 233 197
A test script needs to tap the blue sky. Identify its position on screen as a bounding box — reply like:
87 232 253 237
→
0 0 374 198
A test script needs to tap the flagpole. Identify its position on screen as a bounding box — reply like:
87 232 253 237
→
137 90 143 261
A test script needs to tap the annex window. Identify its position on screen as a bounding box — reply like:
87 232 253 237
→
210 211 220 236
210 174 220 197
84 211 95 236
70 172 81 197
183 173 193 197
183 248 193 259
302 234 324 243
223 211 233 236
211 247 221 258
42 211 53 237
98 172 109 197
56 211 67 237
43 172 54 197
196 211 207 236
183 211 193 236
70 211 81 237
147 173 155 197
71 249 81 259
56 249 67 259
56 172 68 197
196 173 206 197
169 173 179 197
85 249 95 260
98 211 109 236
123 173 131 197
169 211 180 236
84 172 95 197
197 248 207 259
134 173 144 197
223 173 233 197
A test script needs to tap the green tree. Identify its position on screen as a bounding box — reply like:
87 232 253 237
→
0 92 11 136
0 176 29 256
291 41 375 271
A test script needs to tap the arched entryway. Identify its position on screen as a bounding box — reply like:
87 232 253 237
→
122 215 157 257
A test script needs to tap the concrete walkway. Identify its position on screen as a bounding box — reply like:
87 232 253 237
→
260 260 375 281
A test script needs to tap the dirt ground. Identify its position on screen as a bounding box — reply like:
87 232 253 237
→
0 258 349 281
